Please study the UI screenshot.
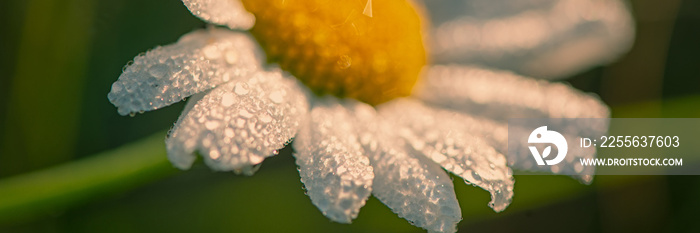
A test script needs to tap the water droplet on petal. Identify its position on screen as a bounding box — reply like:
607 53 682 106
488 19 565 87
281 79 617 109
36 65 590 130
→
203 45 221 59
225 128 235 137
471 170 482 182
225 50 239 64
205 121 220 130
551 165 560 173
269 90 284 104
221 93 235 107
259 113 272 123
210 150 221 160
235 82 249 95
250 155 264 164
235 118 246 127
148 64 168 78
111 82 123 92
431 151 447 163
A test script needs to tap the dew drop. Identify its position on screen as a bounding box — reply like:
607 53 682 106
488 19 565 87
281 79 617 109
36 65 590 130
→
225 50 239 64
202 137 212 147
210 150 221 160
453 166 464 175
235 82 250 95
111 82 123 92
221 93 235 107
259 113 273 123
431 151 447 163
205 121 220 130
269 91 284 104
250 155 264 164
551 165 561 173
236 118 246 127
203 45 221 59
148 64 168 78
471 171 482 182
225 128 235 137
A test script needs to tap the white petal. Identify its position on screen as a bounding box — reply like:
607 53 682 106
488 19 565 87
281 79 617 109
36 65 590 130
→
182 0 255 29
293 99 373 223
378 99 514 212
108 28 263 116
422 0 634 78
164 91 208 169
166 69 308 174
414 65 607 183
347 101 462 233
414 65 610 121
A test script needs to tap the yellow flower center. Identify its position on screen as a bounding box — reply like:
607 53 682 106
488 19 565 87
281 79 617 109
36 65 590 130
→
240 0 427 105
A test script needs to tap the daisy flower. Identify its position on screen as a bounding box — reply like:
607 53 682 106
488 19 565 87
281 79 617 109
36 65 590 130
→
107 0 633 232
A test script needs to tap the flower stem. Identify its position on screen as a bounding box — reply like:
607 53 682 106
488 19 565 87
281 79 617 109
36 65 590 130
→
0 131 177 225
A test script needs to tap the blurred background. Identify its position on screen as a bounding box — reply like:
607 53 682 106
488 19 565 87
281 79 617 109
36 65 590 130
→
0 0 699 232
